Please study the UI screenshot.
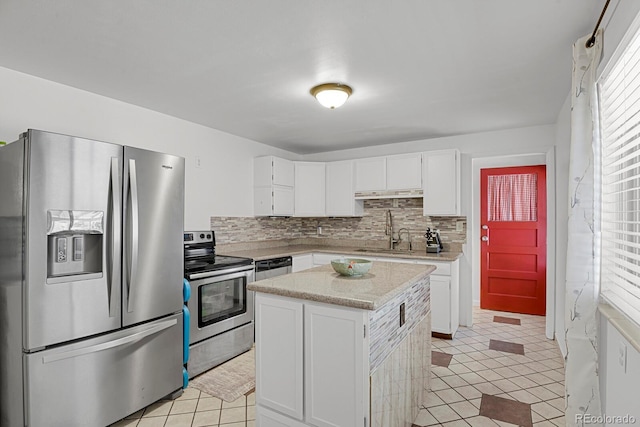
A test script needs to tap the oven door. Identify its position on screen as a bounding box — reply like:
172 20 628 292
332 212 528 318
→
188 266 254 344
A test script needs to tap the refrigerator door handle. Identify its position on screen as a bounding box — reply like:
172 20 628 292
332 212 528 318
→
42 318 177 364
109 157 121 318
127 158 140 313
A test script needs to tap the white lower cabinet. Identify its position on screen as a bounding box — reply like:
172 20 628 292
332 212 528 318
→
304 303 367 427
291 254 314 272
255 294 304 420
430 275 453 334
413 259 459 338
255 293 367 427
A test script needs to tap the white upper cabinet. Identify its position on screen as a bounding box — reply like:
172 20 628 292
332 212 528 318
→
325 160 363 217
354 157 386 191
386 153 422 190
294 162 325 217
272 157 295 187
354 153 422 192
422 149 460 216
254 156 294 188
254 156 294 216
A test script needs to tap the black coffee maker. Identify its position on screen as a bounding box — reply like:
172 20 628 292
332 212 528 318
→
424 228 443 253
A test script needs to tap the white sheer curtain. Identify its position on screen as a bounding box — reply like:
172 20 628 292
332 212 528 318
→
565 30 602 426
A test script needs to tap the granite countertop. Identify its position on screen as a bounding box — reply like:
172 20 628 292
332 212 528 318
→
220 244 462 262
247 262 436 310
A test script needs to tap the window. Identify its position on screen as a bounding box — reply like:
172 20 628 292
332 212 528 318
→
598 19 640 326
487 173 538 222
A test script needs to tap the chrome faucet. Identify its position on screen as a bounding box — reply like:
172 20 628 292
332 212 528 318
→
397 228 412 251
385 210 398 250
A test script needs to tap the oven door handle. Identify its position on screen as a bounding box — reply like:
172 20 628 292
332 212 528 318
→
188 265 254 281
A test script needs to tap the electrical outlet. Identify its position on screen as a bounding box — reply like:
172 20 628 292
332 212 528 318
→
619 341 627 373
195 156 202 168
317 226 322 235
393 199 399 208
456 221 464 232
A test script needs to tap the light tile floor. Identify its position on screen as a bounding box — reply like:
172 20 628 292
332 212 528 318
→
414 307 565 427
110 385 255 427
111 306 564 427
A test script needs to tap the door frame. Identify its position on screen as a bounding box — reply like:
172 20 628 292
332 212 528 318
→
470 149 556 339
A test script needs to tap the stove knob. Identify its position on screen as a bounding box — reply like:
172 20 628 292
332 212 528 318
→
206 234 211 239
200 233 205 239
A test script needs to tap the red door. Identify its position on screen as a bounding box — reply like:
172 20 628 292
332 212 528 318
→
480 165 546 315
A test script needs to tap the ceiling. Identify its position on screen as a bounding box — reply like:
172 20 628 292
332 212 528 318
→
0 1 603 154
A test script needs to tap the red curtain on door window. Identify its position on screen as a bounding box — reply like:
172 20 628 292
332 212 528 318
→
487 173 538 222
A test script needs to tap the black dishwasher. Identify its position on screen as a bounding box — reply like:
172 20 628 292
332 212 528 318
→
255 256 293 280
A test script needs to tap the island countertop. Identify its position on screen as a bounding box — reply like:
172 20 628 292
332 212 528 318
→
247 261 435 310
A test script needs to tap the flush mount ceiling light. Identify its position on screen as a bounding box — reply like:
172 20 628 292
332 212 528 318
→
310 83 353 109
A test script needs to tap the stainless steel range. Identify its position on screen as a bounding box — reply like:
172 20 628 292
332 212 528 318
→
183 231 254 378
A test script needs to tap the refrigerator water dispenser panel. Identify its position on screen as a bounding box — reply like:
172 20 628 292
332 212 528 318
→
46 210 104 280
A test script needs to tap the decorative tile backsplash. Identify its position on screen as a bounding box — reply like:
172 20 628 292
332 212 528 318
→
211 198 466 251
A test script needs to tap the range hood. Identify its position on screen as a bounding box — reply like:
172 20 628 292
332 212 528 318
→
354 189 423 200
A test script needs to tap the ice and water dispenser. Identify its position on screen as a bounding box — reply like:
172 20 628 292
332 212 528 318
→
47 210 104 280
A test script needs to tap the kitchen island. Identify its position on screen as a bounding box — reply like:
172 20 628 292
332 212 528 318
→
248 261 435 427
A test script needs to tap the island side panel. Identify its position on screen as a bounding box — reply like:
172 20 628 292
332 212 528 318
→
368 274 431 427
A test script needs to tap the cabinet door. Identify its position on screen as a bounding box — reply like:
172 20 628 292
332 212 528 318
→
354 157 386 191
326 160 363 217
423 149 460 215
254 156 273 187
294 162 325 216
292 254 314 272
430 276 451 334
254 187 273 216
304 302 367 427
386 153 422 190
255 294 304 420
273 186 294 216
273 157 295 187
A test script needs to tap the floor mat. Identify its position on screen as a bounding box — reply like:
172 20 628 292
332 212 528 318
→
189 347 255 402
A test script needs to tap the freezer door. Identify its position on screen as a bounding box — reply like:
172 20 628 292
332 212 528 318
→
24 313 183 427
123 146 185 326
24 130 123 350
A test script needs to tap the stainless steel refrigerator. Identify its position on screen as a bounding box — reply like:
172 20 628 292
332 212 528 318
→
0 130 185 426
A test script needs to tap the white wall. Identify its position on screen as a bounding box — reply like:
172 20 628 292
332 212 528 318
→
554 94 571 357
0 66 299 229
302 125 558 328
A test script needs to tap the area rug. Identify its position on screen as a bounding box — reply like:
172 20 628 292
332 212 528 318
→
189 347 255 402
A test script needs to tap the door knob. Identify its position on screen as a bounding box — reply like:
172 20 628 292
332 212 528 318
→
481 236 489 242
482 225 489 230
